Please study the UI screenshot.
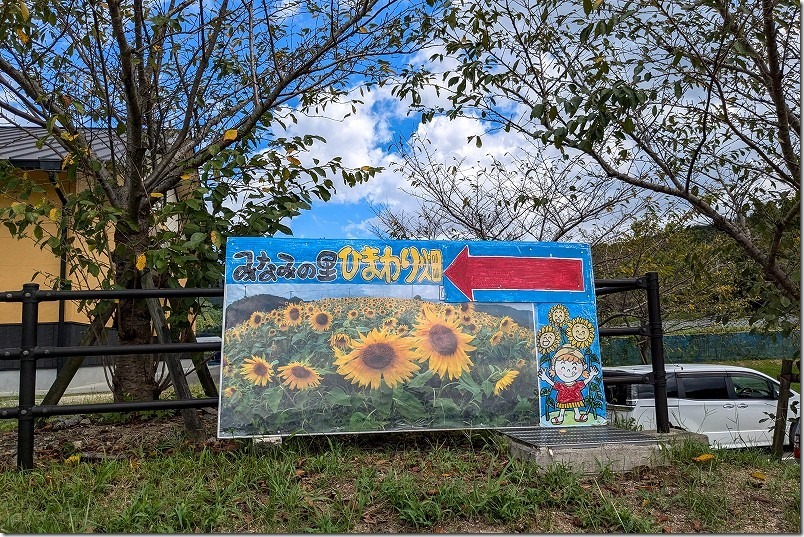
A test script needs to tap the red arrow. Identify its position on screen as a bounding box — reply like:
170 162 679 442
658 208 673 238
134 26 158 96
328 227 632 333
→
443 245 584 300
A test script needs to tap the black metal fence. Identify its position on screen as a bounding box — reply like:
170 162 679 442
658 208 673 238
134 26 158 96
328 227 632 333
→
0 272 669 470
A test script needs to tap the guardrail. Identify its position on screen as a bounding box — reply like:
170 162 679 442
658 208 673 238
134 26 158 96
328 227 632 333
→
1 272 668 470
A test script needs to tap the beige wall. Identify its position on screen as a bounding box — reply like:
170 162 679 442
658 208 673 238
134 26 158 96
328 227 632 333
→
0 170 98 325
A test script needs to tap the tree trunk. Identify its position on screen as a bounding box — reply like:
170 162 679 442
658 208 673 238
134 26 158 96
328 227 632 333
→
110 222 159 402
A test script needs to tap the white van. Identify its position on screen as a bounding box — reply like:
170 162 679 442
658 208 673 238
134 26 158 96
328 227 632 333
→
603 364 800 449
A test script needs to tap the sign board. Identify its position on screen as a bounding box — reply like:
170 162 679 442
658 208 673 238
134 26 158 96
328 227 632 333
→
218 238 606 438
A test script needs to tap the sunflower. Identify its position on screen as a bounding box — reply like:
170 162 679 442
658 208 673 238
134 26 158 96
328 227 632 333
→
283 304 304 326
548 304 570 326
499 316 514 333
443 305 456 318
240 355 273 386
278 362 322 390
536 325 560 353
364 308 376 319
347 309 359 320
334 328 420 389
248 311 267 328
494 370 519 395
310 310 333 331
329 332 352 351
567 317 595 348
411 307 476 379
223 386 238 398
382 317 398 329
459 302 474 314
489 330 504 346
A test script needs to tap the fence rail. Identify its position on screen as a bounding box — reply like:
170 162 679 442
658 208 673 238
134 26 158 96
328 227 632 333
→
1 272 669 470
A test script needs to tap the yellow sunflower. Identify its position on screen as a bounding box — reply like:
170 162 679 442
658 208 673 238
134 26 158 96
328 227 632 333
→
443 305 456 318
240 355 273 386
278 362 322 390
248 311 267 328
223 386 238 398
459 302 474 314
329 332 352 351
537 325 560 353
567 317 595 348
489 330 504 346
310 310 333 331
283 304 304 326
347 309 359 320
411 307 476 379
382 317 398 329
499 316 514 333
494 370 519 395
548 304 570 326
334 328 420 389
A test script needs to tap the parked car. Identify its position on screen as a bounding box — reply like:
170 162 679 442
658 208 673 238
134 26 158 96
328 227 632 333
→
603 364 800 449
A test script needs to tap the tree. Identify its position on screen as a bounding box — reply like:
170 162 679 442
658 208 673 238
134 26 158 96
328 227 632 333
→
371 133 638 242
0 0 432 400
394 0 800 331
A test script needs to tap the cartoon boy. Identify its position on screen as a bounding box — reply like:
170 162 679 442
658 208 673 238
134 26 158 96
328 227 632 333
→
539 344 599 424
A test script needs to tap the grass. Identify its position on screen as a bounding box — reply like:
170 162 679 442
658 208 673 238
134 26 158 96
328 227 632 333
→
0 427 799 533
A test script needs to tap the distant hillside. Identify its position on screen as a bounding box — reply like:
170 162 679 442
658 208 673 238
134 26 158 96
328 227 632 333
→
474 304 534 330
224 294 300 328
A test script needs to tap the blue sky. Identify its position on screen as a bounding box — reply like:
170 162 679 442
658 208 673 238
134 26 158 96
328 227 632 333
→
264 55 539 241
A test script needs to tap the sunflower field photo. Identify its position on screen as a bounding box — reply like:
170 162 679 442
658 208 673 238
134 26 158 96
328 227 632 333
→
219 295 541 436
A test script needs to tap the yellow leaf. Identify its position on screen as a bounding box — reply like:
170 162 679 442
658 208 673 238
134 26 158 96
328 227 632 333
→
360 165 372 171
287 155 301 166
60 131 78 142
15 28 28 45
18 1 30 20
48 208 60 221
180 171 195 181
357 26 369 33
750 471 766 480
223 129 238 141
150 192 164 198
64 454 81 466
135 253 146 271
211 230 223 248
692 453 715 462
593 0 604 8
641 499 650 508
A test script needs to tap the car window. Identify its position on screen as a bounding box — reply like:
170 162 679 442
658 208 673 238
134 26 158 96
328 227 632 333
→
679 374 729 400
635 374 678 398
730 374 774 399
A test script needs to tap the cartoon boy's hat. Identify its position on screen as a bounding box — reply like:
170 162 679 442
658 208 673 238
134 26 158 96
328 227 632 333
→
552 344 584 364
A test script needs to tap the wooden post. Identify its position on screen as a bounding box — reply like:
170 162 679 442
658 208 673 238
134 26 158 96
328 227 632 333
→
141 272 203 439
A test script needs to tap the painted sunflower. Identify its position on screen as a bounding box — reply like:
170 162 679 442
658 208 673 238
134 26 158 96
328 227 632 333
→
240 355 273 386
411 307 476 379
278 362 322 390
347 309 359 320
223 386 238 398
499 316 514 333
567 317 595 348
382 317 398 329
548 304 570 326
334 328 420 389
459 302 474 314
283 304 304 326
537 325 560 353
494 370 519 395
310 310 333 331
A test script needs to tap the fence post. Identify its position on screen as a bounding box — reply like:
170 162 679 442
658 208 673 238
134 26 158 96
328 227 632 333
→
646 272 670 434
18 283 39 470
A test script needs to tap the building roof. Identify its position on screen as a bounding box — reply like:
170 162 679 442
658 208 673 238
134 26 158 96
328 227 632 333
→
0 126 118 170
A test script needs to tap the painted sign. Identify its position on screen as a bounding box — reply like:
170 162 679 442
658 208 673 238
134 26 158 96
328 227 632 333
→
218 238 606 438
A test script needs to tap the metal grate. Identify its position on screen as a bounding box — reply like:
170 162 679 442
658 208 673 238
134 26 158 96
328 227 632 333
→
498 425 659 447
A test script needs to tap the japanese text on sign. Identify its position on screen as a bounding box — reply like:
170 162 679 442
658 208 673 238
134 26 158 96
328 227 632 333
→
231 245 443 284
